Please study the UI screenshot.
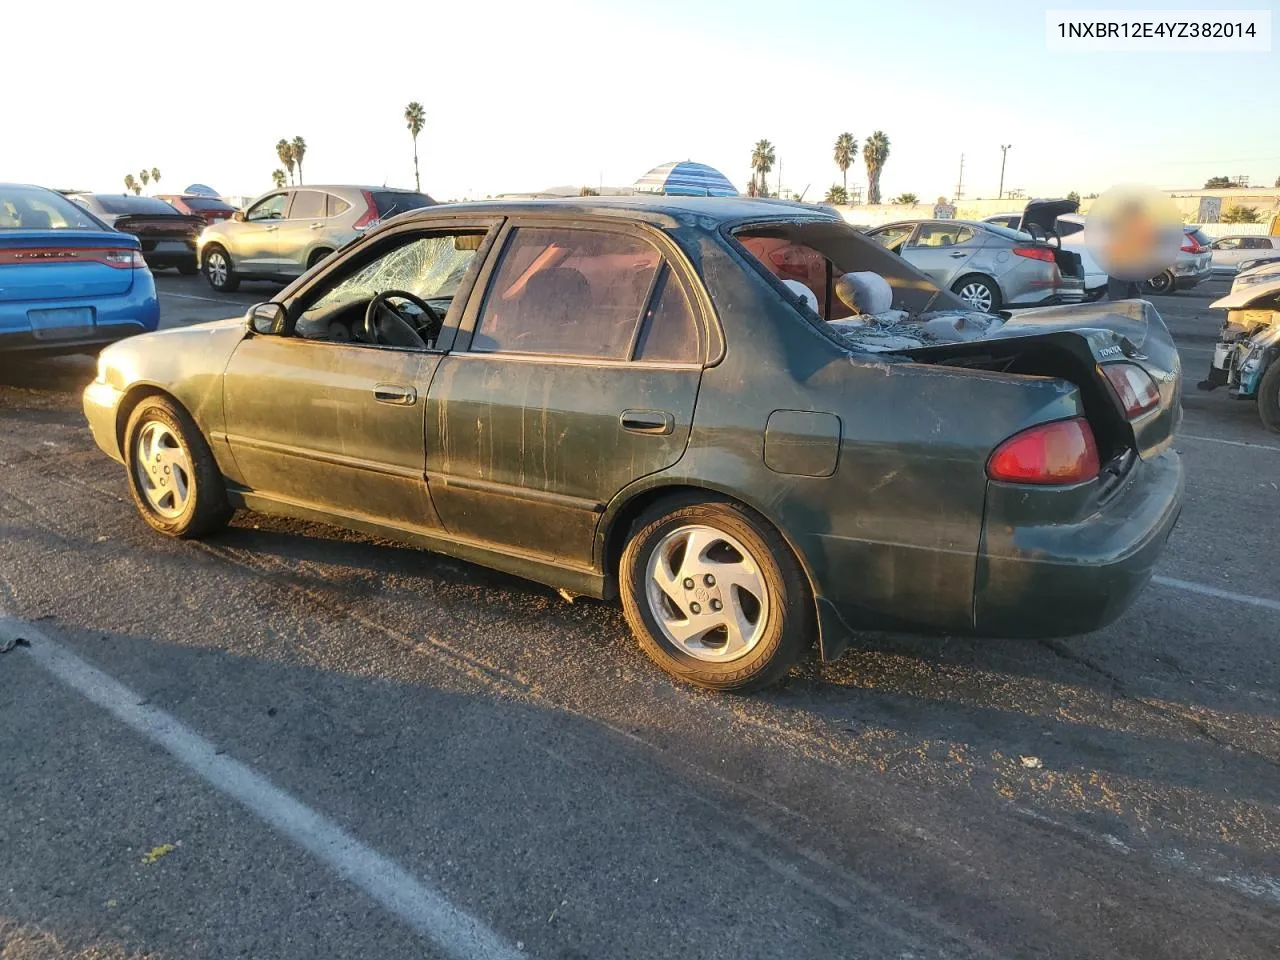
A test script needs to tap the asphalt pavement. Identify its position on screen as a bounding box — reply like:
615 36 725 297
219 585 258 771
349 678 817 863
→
1 272 1277 959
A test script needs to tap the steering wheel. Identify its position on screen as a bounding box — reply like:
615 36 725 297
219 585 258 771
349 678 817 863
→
360 290 442 348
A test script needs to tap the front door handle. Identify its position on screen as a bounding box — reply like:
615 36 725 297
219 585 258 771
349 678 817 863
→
949 251 967 258
620 409 674 435
374 383 417 405
309 222 324 229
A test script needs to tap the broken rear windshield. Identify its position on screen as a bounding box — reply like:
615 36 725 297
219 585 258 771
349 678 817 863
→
731 219 963 320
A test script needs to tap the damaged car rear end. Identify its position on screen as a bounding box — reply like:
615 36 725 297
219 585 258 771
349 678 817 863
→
719 214 1183 659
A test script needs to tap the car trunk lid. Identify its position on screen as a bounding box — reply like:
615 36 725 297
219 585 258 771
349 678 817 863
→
111 213 203 251
902 299 1181 461
0 230 139 301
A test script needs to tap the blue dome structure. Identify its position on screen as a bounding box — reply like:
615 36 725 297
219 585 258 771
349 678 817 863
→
634 161 738 197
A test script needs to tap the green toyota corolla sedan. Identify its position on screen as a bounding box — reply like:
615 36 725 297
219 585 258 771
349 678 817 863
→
84 197 1184 690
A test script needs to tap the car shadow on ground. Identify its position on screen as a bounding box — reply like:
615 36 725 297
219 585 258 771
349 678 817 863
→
196 516 1280 825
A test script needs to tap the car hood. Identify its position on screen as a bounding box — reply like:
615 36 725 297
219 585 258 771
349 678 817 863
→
1212 278 1280 309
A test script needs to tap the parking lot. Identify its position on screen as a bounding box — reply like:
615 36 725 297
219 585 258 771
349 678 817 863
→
1 273 1277 958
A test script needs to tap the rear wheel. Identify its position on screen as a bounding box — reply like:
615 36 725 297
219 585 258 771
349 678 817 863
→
203 245 239 292
307 248 334 269
1145 270 1175 295
951 274 1001 312
1258 360 1280 434
123 396 232 538
619 496 813 691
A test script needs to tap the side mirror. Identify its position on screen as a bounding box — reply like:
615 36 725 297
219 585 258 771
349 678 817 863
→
233 210 246 222
247 302 285 335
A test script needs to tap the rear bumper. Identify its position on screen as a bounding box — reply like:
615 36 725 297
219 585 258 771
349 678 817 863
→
0 279 159 354
1173 261 1212 287
973 449 1184 637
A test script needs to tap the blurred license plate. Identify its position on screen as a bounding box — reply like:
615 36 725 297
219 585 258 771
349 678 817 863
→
28 306 94 341
154 241 188 252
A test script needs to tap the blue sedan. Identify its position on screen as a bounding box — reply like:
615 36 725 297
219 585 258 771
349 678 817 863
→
1 183 159 355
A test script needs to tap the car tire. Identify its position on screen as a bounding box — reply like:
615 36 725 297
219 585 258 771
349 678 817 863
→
951 274 1001 313
123 395 232 539
1145 270 1175 295
1258 360 1280 434
307 248 334 269
619 495 813 691
203 245 240 292
178 258 199 276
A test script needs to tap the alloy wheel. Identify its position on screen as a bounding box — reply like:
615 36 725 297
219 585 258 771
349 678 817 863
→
644 523 771 662
133 421 193 519
958 281 994 312
207 251 228 287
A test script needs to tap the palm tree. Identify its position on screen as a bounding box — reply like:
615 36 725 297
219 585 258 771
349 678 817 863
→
151 168 161 189
750 139 776 197
272 169 287 189
291 136 307 185
404 101 426 191
893 192 918 205
139 169 151 192
124 174 138 196
833 133 856 192
863 131 890 204
276 139 296 184
824 184 848 204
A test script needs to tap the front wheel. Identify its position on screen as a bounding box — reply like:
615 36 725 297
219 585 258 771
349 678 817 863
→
951 274 1001 313
1258 360 1280 434
1145 270 1175 295
124 396 232 538
619 497 813 691
203 246 240 292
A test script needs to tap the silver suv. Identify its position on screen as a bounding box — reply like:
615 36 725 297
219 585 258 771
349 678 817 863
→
197 185 434 292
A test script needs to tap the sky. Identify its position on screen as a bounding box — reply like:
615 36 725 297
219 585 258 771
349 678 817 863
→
4 0 1279 203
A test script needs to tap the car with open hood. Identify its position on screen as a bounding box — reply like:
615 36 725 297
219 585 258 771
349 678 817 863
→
1198 278 1280 431
83 196 1184 691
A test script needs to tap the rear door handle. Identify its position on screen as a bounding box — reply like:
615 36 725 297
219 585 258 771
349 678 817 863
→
620 409 674 435
309 222 324 229
949 251 967 258
373 383 417 405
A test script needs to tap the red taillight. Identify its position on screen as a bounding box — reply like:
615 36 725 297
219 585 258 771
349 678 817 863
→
0 247 145 268
1012 245 1056 263
987 418 1100 485
1101 362 1160 417
1181 234 1205 253
352 190 380 231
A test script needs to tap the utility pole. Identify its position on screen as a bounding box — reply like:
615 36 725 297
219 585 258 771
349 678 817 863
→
954 153 965 202
777 158 782 199
998 144 1012 200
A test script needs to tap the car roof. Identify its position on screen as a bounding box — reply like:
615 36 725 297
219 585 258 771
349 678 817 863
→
385 195 840 228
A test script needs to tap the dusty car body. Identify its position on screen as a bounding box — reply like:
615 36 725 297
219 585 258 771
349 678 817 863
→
83 197 1184 690
1199 280 1280 431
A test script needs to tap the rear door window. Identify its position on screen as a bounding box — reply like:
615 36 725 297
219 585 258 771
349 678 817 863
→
288 190 326 220
1243 236 1271 249
471 226 662 359
911 222 974 247
633 268 701 363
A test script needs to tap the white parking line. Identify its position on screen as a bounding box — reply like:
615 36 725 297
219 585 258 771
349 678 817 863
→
1152 576 1280 614
10 623 522 960
1179 434 1280 452
158 291 235 303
